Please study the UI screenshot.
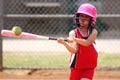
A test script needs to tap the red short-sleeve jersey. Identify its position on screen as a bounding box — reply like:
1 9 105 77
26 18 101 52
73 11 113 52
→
70 28 98 69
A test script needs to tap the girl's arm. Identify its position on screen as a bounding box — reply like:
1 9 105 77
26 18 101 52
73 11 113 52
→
57 30 78 54
74 29 98 46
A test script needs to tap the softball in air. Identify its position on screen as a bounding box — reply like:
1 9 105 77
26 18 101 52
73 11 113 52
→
12 26 22 36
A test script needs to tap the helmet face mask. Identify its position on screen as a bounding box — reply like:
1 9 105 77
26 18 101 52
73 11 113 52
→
75 13 93 28
78 13 92 22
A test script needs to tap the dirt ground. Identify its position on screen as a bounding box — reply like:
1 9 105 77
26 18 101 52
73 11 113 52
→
0 69 120 80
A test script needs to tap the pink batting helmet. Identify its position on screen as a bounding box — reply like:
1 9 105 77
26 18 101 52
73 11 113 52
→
76 3 97 24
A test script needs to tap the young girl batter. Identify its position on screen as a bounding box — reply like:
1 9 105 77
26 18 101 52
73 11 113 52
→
57 3 98 80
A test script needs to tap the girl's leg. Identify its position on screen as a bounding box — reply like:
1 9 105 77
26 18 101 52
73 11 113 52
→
69 68 82 80
81 68 95 80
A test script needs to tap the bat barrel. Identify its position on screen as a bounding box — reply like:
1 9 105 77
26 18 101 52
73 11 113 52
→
1 29 68 41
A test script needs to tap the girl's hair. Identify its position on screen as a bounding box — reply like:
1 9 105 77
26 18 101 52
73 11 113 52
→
88 19 95 34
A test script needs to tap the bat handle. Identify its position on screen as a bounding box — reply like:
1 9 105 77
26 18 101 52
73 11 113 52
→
49 37 68 41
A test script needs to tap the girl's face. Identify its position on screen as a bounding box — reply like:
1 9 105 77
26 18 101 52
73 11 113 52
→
79 13 91 28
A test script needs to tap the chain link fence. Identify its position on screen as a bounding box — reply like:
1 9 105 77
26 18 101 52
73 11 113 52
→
1 0 120 69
